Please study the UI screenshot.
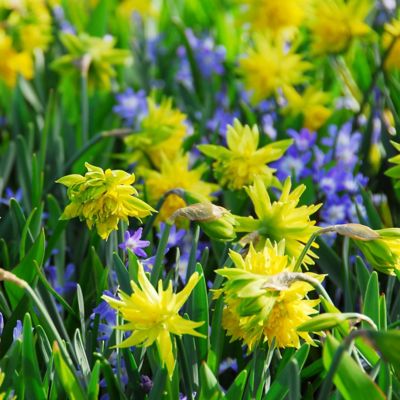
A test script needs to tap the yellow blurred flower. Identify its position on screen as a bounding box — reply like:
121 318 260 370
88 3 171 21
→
125 97 188 168
383 19 400 70
308 0 372 55
51 33 130 90
0 29 33 87
117 0 155 18
235 176 321 266
198 119 292 190
239 34 311 103
56 163 154 240
240 0 309 36
102 263 205 378
216 241 322 350
141 152 219 222
283 86 331 131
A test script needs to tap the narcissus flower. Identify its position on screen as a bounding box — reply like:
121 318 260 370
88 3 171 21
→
125 98 188 168
102 263 205 378
141 152 219 222
235 176 321 266
198 119 292 190
216 242 322 350
0 30 33 87
239 34 311 103
385 141 400 186
283 86 331 131
353 228 400 275
56 163 154 240
240 0 308 36
51 33 130 90
383 19 400 70
308 0 372 55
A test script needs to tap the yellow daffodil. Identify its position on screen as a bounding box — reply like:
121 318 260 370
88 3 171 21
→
235 176 321 266
1 0 52 52
307 0 372 55
125 98 188 168
198 119 292 190
386 141 400 186
56 163 154 240
239 0 308 37
102 263 205 378
216 241 322 350
239 34 311 103
283 86 332 131
141 152 219 222
51 33 130 90
383 19 400 70
0 29 33 87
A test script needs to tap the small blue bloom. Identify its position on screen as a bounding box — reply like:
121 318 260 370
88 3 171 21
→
113 88 148 126
91 290 117 342
0 187 23 206
13 320 22 341
119 228 150 258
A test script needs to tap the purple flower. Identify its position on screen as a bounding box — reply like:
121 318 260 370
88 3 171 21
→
273 146 312 181
0 187 22 206
207 107 239 137
45 263 77 297
288 128 317 152
219 358 238 374
119 228 150 257
157 223 186 251
113 88 148 126
13 320 22 341
90 290 117 342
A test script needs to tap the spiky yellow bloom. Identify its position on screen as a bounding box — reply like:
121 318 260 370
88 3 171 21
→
1 0 52 52
283 86 331 131
240 0 308 36
198 119 292 191
235 176 321 266
383 19 400 70
141 152 219 222
0 29 33 87
216 242 322 350
102 263 205 378
51 33 130 90
307 0 372 55
56 163 154 240
239 34 311 103
386 141 400 186
125 98 188 168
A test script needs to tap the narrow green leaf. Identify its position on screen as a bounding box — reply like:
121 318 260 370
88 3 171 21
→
87 361 101 400
225 370 248 400
199 361 223 400
113 252 131 294
363 272 380 329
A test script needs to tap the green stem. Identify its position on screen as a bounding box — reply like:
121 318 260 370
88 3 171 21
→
150 223 171 286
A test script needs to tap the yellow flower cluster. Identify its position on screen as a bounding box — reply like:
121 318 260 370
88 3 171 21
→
56 163 154 239
199 119 292 190
216 242 322 349
103 263 205 378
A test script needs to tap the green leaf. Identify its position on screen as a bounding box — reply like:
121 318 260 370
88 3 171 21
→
363 272 380 329
207 297 224 375
53 342 86 400
22 313 47 400
355 256 370 296
113 252 131 294
87 361 101 400
322 335 385 400
225 370 248 400
5 230 45 308
199 361 223 400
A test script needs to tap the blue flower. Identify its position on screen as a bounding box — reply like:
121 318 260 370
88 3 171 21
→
13 320 22 341
91 290 117 342
0 187 22 206
113 88 147 126
157 223 186 251
119 228 150 258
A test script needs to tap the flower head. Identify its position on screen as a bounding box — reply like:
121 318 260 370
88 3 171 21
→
124 98 188 168
141 152 218 222
239 34 310 103
198 119 292 190
240 0 308 36
307 0 372 55
119 228 150 257
56 163 154 240
235 176 321 266
51 33 130 90
0 29 33 87
102 263 205 378
216 242 322 350
113 88 148 127
386 141 400 186
383 19 400 70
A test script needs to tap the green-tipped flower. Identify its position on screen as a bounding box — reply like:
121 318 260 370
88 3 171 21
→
198 119 292 191
385 141 400 188
215 241 323 350
57 163 154 240
353 228 400 274
51 33 130 89
235 176 321 266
